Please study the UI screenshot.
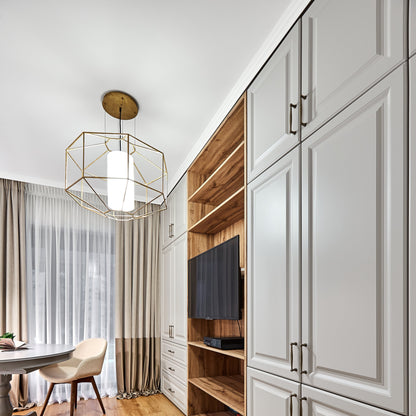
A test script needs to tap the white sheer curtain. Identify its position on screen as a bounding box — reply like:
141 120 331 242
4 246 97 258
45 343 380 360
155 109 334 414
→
25 183 117 404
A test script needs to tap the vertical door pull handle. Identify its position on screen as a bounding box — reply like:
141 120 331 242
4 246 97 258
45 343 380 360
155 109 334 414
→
300 343 308 374
300 94 308 127
289 103 298 135
290 342 298 372
299 396 307 416
289 394 297 416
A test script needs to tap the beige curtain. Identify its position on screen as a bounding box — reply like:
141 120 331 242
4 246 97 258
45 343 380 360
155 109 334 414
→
115 204 161 398
0 179 29 409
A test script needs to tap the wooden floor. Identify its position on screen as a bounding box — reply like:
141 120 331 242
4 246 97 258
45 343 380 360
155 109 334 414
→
15 394 184 416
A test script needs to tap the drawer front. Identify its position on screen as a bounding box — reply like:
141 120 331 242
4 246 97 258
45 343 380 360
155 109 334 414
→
162 356 187 385
162 370 187 413
162 340 187 365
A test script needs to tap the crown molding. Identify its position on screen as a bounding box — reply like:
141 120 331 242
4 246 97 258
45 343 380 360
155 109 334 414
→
168 0 311 192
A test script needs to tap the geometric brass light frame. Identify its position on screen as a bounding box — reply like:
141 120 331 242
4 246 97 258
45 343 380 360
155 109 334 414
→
65 91 168 221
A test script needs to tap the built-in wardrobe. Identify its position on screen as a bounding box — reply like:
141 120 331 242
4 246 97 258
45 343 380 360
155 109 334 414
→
247 0 411 415
160 175 188 413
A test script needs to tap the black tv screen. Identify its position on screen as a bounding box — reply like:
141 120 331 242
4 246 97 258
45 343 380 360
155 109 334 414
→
188 235 240 320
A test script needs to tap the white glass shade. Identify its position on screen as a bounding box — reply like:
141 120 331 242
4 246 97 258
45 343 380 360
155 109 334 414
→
107 151 134 211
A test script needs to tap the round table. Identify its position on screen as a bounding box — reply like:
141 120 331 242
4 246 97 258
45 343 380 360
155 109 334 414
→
0 344 74 416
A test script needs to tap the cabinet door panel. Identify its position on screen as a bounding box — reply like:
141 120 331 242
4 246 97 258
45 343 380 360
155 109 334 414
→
248 148 300 381
411 0 416 57
409 56 416 416
302 67 407 413
173 175 187 238
302 385 401 416
301 0 406 138
162 199 172 248
173 233 187 345
247 367 300 416
161 246 173 340
247 22 300 183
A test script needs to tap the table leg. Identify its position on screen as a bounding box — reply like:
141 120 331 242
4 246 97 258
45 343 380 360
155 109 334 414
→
0 374 13 416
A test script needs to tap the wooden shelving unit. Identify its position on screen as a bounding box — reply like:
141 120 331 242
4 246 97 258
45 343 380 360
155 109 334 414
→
189 376 244 415
188 341 244 360
187 93 246 416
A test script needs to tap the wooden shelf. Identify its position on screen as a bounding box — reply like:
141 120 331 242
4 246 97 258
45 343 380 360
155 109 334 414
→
189 375 244 415
189 187 244 234
188 341 244 360
189 141 244 206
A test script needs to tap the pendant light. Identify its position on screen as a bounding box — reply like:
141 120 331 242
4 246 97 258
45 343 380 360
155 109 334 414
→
65 91 168 221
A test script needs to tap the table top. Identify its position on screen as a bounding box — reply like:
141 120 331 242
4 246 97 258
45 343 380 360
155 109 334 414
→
0 344 74 374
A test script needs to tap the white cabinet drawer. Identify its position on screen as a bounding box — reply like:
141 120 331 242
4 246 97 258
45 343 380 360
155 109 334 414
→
162 356 187 384
162 370 187 414
162 340 187 365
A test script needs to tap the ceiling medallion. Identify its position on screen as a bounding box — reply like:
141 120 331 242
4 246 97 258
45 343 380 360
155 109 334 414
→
65 91 168 221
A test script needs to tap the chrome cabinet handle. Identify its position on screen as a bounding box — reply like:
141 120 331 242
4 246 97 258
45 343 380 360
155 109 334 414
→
167 349 175 354
168 367 175 372
168 387 175 394
290 342 298 372
289 394 297 416
300 343 308 374
168 223 174 238
300 94 308 127
289 103 298 135
168 325 174 338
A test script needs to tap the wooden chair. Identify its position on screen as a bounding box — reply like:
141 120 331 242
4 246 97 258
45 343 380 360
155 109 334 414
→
39 338 107 416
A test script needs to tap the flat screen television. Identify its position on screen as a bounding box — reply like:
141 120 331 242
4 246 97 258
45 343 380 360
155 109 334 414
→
188 235 241 320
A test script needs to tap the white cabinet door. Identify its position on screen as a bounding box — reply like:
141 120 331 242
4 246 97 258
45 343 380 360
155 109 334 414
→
411 0 416 57
409 56 416 416
301 67 407 413
172 233 187 345
172 175 187 239
161 245 173 340
247 367 300 416
247 22 300 183
162 201 172 248
162 175 188 248
302 385 402 416
248 148 300 381
301 0 406 139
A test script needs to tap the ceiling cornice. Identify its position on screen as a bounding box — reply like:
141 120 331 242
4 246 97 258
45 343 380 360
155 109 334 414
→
168 0 311 192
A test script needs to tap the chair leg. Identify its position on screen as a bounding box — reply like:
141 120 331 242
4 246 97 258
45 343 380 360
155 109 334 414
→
70 381 77 416
40 383 55 416
74 381 77 409
91 377 105 414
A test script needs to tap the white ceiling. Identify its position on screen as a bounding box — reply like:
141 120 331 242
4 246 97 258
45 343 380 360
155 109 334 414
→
0 0 304 194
